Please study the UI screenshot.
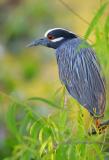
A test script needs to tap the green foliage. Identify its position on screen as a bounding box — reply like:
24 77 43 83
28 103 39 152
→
28 97 61 109
3 96 109 160
6 103 18 137
84 2 108 39
1 1 109 160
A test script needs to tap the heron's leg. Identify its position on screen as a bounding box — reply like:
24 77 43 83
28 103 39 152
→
98 120 109 134
95 119 101 128
88 116 109 135
93 119 108 134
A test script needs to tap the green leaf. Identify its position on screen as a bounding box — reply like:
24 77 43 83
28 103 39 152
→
28 97 61 109
48 119 59 141
58 110 67 131
6 103 19 137
92 144 104 160
55 144 69 160
39 128 44 144
39 137 50 157
104 15 109 48
68 145 76 160
19 113 30 135
84 2 108 39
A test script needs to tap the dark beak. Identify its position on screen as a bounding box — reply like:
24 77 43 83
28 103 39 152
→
26 38 49 48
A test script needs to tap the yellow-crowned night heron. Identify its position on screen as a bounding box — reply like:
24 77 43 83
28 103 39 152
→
27 28 106 129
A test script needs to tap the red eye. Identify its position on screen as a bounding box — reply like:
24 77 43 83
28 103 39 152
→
47 34 55 40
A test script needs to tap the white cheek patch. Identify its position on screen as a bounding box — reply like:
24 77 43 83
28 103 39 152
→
51 37 64 42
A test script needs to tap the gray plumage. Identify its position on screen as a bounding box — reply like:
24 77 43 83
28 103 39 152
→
27 28 106 118
56 38 105 117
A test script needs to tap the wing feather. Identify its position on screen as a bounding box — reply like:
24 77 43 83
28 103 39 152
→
56 38 106 117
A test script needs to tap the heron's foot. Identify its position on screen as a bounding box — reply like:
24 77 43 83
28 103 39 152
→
98 120 109 134
98 125 107 134
89 120 109 135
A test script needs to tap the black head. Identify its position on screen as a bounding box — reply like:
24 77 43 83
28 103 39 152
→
27 28 77 49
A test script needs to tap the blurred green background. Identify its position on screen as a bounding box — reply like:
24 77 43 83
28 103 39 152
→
0 0 109 159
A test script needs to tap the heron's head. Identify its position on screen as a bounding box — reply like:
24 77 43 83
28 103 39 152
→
27 28 77 49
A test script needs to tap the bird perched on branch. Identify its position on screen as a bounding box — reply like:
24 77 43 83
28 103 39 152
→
27 28 106 134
